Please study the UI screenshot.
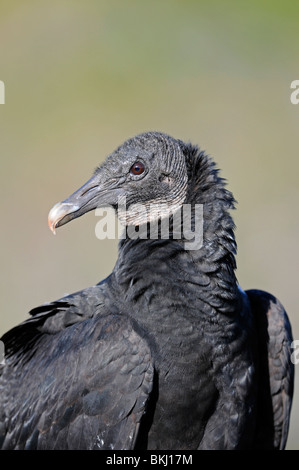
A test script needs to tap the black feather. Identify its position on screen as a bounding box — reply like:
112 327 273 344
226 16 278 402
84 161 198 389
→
0 132 294 450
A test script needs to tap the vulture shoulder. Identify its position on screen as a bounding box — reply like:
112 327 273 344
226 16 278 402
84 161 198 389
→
246 289 294 450
0 283 154 450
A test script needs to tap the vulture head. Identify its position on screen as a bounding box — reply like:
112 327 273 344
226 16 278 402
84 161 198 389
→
48 132 190 233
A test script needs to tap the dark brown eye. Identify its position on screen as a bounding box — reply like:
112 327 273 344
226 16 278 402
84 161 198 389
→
130 161 145 176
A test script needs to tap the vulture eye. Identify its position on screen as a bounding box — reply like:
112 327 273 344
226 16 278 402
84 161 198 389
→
130 161 145 176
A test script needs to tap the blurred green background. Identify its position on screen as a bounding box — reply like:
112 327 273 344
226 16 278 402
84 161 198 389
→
0 0 298 449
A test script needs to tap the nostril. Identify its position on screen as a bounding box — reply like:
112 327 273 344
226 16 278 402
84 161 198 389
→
81 185 98 197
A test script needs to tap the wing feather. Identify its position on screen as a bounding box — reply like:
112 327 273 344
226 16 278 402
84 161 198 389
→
246 289 294 449
0 287 153 450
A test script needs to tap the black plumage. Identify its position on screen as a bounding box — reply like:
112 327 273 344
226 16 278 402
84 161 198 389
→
0 131 294 449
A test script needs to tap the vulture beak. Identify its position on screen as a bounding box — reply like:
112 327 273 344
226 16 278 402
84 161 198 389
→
48 173 121 234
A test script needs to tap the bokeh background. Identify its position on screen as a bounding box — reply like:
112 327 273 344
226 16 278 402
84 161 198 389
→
0 0 298 449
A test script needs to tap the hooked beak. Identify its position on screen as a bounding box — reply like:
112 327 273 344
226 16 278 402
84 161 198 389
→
48 173 122 234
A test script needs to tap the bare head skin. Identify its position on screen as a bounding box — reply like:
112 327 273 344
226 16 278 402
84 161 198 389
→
48 131 188 234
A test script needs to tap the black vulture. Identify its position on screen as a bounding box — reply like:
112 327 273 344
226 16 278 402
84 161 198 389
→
0 131 294 450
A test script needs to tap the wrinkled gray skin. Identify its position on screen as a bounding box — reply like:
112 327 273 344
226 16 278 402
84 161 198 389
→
48 132 188 230
0 131 294 450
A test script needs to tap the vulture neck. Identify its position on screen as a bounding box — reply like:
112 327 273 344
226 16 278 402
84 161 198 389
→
113 145 240 319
